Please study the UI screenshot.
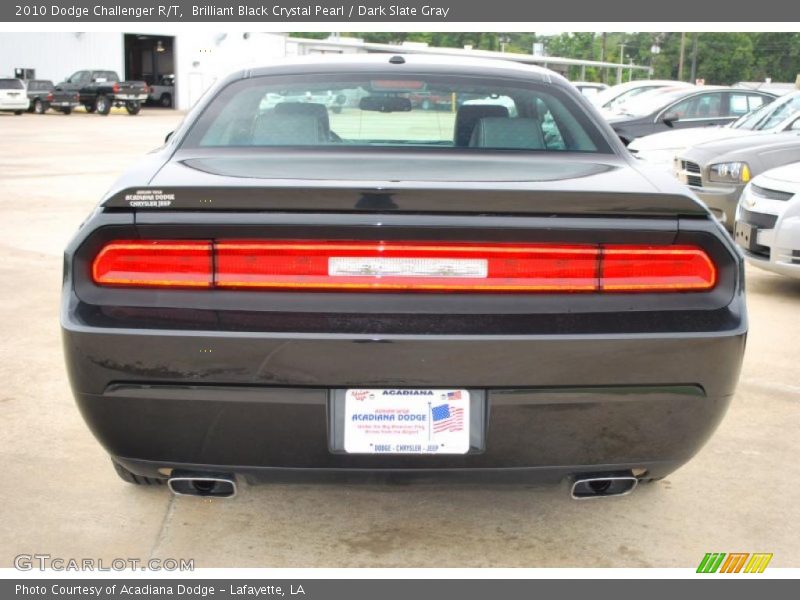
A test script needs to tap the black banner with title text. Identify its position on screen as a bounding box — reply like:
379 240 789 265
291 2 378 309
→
2 0 800 22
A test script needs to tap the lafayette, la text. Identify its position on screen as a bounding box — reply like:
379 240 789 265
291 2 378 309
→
17 584 306 597
193 5 451 18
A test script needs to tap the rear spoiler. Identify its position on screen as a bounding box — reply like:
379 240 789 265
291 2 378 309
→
102 186 709 217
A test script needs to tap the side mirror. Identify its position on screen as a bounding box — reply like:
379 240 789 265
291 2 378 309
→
662 112 680 127
165 131 174 143
789 119 800 131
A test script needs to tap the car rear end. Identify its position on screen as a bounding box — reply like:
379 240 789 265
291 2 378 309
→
112 80 149 103
61 59 746 497
0 78 29 112
48 89 80 112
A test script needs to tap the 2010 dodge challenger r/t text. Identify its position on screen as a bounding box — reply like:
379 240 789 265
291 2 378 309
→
61 56 746 499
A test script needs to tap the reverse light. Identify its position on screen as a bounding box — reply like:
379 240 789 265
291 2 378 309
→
91 240 717 293
214 241 599 292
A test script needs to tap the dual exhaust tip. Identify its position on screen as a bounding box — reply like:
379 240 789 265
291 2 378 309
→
165 471 638 500
167 472 237 498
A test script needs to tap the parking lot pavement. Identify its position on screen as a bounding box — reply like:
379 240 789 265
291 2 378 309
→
1 110 798 568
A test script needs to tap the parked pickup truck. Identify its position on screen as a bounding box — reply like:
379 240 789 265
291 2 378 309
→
56 70 148 115
26 80 80 114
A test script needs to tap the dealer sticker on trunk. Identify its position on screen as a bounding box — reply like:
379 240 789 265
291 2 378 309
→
343 389 470 454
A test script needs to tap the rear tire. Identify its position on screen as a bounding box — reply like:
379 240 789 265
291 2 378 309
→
112 460 165 486
13 110 23 116
84 103 96 113
60 107 72 115
95 95 111 115
33 99 45 114
125 101 141 115
159 93 172 108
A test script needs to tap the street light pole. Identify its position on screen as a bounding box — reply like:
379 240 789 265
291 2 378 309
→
617 42 627 84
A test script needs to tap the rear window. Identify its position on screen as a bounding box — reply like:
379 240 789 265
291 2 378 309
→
182 73 611 153
28 80 52 91
92 71 118 82
0 79 24 90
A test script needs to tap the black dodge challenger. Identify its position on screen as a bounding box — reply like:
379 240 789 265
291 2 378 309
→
61 56 746 499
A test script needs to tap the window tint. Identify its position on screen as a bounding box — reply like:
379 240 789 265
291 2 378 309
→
28 81 52 91
92 71 118 82
669 93 723 119
0 79 24 90
184 74 610 153
729 93 766 116
69 71 89 84
734 94 799 130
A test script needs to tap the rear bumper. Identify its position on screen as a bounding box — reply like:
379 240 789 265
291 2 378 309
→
50 100 79 108
0 100 29 110
63 320 745 477
114 94 148 102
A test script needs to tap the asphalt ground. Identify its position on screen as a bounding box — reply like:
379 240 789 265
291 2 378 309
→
0 108 798 568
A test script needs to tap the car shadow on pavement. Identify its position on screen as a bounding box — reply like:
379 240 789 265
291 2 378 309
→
746 270 800 298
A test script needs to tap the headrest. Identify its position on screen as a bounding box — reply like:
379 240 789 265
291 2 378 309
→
252 113 326 145
468 117 545 150
454 104 510 146
274 102 330 131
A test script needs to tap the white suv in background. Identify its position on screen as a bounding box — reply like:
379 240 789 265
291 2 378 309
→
734 161 800 278
0 78 29 114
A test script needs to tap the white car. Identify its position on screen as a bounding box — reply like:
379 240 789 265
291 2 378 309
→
630 91 800 169
590 79 694 116
0 78 29 114
571 81 609 99
462 94 518 117
734 161 800 278
148 74 174 108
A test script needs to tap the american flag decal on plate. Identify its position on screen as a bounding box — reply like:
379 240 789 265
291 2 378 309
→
431 403 465 433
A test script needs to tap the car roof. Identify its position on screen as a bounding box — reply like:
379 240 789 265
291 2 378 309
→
245 54 563 86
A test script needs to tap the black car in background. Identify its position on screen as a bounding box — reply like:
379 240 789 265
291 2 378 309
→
25 79 80 115
62 56 746 500
56 70 148 115
25 79 53 113
609 86 777 145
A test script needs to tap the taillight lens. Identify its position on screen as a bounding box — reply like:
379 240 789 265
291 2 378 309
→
601 245 716 291
46 92 53 101
92 240 212 288
91 240 716 293
215 241 600 292
112 82 120 93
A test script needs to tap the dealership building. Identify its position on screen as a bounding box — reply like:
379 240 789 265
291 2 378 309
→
0 31 649 110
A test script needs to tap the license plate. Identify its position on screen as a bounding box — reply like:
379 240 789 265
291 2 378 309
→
735 221 757 251
343 389 470 454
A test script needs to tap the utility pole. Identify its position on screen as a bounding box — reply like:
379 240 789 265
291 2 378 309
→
678 32 686 81
617 42 627 85
690 33 699 83
601 32 607 84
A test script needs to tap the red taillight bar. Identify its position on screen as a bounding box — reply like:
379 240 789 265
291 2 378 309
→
91 240 213 288
91 240 717 293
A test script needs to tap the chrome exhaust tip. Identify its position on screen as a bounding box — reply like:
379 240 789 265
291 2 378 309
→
167 473 237 498
570 474 638 499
